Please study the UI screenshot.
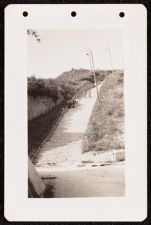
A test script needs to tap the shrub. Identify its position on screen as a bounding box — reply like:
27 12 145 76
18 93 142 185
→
28 76 59 102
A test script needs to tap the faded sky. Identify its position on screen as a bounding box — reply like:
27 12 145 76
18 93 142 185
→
28 29 123 78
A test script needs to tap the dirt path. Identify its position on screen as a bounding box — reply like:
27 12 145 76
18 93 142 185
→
37 163 124 197
34 86 101 168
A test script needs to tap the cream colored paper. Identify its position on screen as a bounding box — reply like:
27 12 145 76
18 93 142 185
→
5 4 147 221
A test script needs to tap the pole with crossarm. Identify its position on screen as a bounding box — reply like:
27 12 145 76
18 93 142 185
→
86 50 100 105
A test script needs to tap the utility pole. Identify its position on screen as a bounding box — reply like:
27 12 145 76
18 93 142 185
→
86 50 100 104
106 48 113 74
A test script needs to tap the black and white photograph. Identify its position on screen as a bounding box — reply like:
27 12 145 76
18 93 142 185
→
28 29 125 198
5 4 147 221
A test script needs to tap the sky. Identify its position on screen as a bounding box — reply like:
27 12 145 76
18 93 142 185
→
28 29 123 78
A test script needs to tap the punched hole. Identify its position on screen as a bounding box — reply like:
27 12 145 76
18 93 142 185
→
71 11 77 17
119 12 125 18
23 11 28 17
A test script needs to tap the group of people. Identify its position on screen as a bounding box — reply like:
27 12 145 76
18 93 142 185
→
67 98 78 108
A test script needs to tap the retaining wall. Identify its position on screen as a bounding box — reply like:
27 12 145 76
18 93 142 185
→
28 96 63 121
28 82 99 121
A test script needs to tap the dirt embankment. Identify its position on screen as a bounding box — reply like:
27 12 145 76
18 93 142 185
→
82 71 125 156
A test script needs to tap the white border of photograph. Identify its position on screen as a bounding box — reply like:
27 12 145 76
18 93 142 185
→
5 4 147 221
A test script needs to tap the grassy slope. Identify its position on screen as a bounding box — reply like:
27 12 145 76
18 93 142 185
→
82 71 125 153
55 68 109 85
54 68 109 99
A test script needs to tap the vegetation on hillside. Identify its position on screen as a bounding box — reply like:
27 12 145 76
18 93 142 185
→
82 71 124 153
55 69 110 99
28 69 111 101
28 76 59 102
